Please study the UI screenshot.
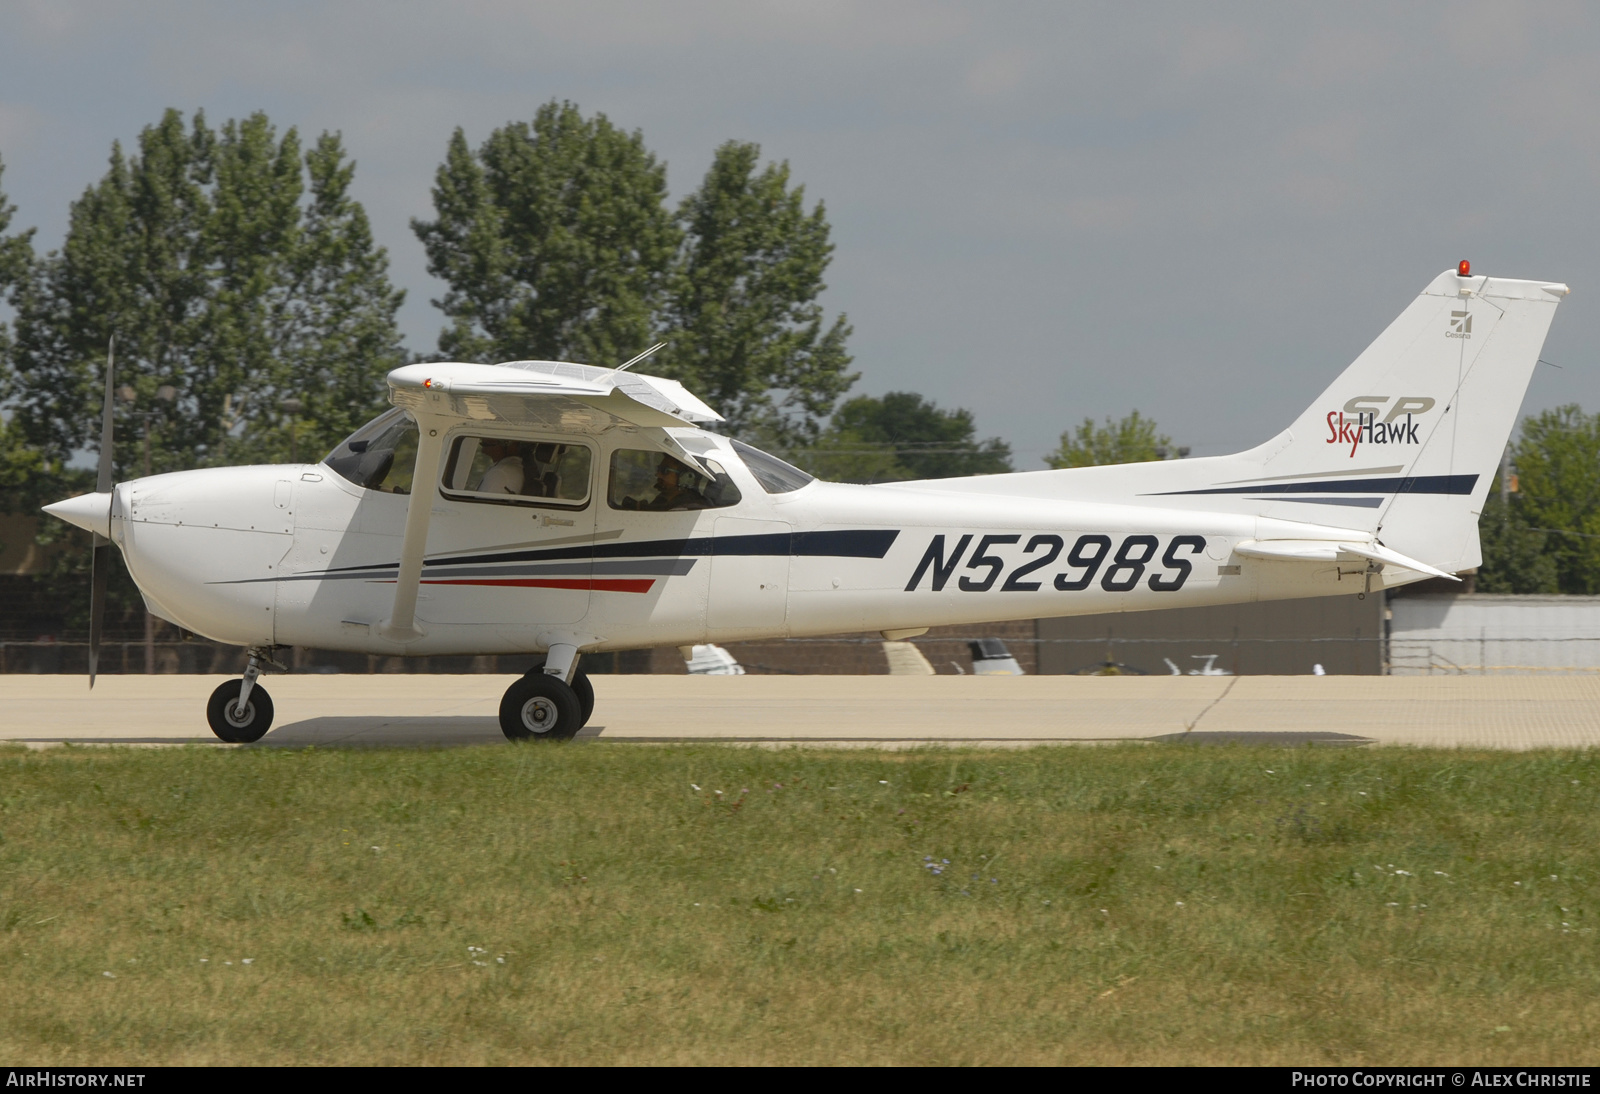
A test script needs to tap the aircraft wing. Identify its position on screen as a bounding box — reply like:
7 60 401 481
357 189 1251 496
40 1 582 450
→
387 361 722 430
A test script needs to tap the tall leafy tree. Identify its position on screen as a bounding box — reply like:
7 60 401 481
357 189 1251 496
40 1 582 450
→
796 391 1011 482
1481 405 1600 594
413 101 679 366
660 140 854 441
0 154 33 356
1046 410 1174 468
274 132 409 458
7 109 404 479
1476 478 1559 594
0 153 45 512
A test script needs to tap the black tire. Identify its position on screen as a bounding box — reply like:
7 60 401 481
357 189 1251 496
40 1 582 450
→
571 671 595 727
500 673 582 741
206 679 275 743
523 664 595 727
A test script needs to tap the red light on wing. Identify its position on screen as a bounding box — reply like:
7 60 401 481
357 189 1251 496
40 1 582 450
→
1458 259 1471 277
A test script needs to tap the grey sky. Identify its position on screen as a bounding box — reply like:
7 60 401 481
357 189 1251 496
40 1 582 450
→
3 1 1598 464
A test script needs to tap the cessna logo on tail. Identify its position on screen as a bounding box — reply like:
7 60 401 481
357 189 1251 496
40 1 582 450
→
1326 396 1436 457
1447 310 1473 338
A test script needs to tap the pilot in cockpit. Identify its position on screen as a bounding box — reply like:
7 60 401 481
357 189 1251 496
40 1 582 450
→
645 456 710 511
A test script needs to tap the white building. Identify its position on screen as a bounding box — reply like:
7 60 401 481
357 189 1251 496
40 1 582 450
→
1388 594 1600 675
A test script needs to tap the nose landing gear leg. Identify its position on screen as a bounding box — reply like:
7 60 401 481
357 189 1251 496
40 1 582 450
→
206 647 281 743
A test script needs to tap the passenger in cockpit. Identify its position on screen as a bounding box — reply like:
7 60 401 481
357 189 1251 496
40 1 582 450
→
478 438 525 495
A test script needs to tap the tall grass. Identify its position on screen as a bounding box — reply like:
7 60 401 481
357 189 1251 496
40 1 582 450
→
1 742 1596 1065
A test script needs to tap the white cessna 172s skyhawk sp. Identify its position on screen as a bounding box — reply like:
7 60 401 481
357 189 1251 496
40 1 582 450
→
43 263 1570 743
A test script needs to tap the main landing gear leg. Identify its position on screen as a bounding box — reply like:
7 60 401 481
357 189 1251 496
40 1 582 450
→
206 647 278 743
499 647 591 742
545 643 595 725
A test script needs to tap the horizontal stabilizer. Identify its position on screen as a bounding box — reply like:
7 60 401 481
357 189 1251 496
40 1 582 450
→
1234 539 1459 581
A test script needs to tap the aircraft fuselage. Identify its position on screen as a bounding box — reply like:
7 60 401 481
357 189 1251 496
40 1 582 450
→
115 433 1404 660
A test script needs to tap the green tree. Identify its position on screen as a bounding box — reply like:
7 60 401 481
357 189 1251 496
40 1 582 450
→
0 154 33 359
1475 479 1559 593
0 153 57 516
1046 410 1173 468
660 140 854 442
413 102 679 366
1487 405 1600 594
6 110 404 477
274 132 410 459
795 391 1011 482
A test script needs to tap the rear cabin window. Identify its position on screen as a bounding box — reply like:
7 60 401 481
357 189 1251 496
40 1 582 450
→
442 436 592 507
608 449 742 511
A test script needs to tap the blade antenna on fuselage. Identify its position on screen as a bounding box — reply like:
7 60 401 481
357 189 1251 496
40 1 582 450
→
608 342 667 377
601 341 713 473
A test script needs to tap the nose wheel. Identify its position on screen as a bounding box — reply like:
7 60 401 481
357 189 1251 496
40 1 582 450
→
206 678 275 743
499 665 593 741
206 648 281 743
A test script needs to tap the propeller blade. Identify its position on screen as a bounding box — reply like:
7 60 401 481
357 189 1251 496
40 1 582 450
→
89 337 114 688
89 540 110 687
97 337 114 494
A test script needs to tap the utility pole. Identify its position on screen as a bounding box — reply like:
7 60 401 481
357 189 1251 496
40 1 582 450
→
282 396 304 463
1500 444 1512 509
118 383 177 674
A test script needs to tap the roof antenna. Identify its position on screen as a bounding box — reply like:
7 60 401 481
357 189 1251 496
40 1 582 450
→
609 342 666 376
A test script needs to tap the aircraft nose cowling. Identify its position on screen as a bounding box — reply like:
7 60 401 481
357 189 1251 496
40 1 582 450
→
117 465 295 647
42 491 112 539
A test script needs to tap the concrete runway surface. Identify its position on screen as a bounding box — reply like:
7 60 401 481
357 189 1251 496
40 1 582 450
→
4 674 1600 749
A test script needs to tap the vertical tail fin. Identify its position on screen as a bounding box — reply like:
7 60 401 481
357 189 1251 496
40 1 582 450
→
903 267 1569 581
1261 269 1568 572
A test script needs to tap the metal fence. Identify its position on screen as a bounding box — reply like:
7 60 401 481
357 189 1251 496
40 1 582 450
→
1388 636 1600 675
9 633 1600 676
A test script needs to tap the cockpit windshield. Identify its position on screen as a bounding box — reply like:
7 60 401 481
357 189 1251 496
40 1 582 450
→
730 439 815 494
323 408 418 494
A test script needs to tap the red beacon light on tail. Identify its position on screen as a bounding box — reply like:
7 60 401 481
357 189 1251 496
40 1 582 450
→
1458 260 1471 277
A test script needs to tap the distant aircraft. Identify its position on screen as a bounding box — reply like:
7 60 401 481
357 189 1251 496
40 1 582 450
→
1164 655 1232 677
44 264 1568 742
684 644 744 675
969 639 1023 675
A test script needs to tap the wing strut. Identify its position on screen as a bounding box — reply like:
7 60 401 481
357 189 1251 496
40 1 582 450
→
379 418 447 642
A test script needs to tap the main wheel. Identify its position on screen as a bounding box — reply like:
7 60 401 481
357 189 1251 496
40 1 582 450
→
523 665 595 727
572 671 595 727
206 679 275 743
500 673 582 741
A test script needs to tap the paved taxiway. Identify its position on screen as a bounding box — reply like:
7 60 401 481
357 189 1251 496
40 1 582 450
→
5 674 1600 748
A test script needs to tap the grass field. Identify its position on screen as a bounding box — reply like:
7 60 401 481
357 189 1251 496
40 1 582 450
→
1 741 1597 1066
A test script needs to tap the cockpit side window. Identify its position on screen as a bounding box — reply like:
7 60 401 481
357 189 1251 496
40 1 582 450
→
730 439 815 494
323 408 418 494
441 434 592 508
608 450 742 511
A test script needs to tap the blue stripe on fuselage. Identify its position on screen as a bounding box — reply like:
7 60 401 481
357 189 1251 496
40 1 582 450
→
308 528 902 578
1150 473 1477 498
